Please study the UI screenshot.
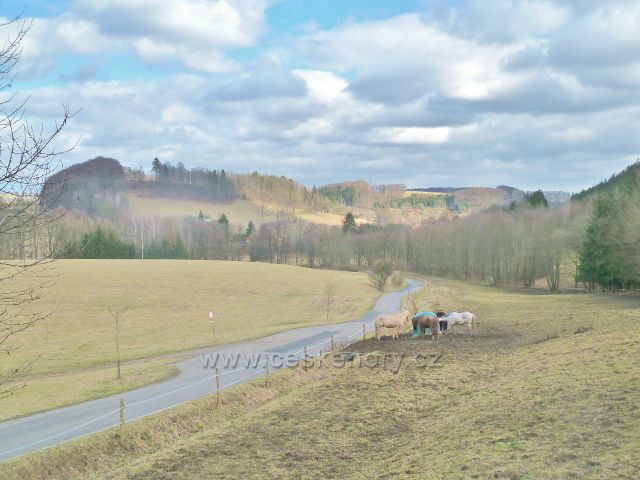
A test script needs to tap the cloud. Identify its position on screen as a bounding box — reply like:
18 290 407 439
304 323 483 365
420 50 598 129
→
429 0 569 43
58 64 100 83
299 14 516 105
374 127 451 145
213 62 307 101
73 0 266 47
13 0 270 74
8 0 640 192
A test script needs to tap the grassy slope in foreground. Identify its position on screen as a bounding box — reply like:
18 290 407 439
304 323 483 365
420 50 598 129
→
4 277 639 479
0 260 378 421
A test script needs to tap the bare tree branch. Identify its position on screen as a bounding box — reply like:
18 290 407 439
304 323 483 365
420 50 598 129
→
0 14 73 396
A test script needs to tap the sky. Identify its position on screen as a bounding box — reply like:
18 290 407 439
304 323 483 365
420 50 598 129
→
1 0 639 191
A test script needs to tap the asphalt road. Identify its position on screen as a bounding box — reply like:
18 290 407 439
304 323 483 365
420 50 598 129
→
0 279 421 462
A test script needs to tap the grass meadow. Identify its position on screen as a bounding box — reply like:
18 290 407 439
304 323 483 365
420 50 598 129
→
127 194 278 226
0 260 378 420
128 194 348 227
3 277 638 479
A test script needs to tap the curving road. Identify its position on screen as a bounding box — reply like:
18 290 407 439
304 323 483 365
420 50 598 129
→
0 279 421 462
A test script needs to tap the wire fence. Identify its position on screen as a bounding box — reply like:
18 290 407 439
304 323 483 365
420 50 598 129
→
1 324 371 459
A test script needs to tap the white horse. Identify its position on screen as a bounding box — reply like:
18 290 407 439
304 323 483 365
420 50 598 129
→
374 310 411 340
443 311 476 335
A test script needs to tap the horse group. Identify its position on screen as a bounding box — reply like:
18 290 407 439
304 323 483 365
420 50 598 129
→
374 309 476 341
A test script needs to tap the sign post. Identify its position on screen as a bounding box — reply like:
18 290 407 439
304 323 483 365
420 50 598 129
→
208 310 216 344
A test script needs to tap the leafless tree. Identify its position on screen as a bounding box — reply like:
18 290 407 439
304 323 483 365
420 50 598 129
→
368 261 392 292
108 305 129 380
324 277 336 323
0 17 73 396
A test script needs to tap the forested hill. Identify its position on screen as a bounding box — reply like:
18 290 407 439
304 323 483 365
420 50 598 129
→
572 161 640 201
42 156 575 223
40 157 330 218
41 156 127 217
40 157 240 218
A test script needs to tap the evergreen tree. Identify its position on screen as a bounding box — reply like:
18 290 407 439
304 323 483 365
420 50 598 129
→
175 234 189 259
578 192 639 290
64 228 135 259
525 190 549 208
245 220 255 238
152 157 161 181
342 212 357 232
217 214 229 226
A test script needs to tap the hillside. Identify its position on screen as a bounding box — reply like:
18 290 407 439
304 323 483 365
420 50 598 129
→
41 156 128 217
5 277 638 479
127 194 280 225
0 260 378 421
42 157 571 233
572 160 640 201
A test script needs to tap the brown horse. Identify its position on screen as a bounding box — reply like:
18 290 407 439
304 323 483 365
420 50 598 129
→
412 314 439 340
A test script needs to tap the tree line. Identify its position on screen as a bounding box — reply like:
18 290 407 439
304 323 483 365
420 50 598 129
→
11 179 639 293
9 149 640 293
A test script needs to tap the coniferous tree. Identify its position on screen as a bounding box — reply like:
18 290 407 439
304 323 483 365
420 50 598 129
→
152 157 161 181
174 234 189 259
526 190 549 208
342 212 357 232
246 220 255 238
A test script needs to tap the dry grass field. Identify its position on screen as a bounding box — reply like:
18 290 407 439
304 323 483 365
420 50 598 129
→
379 206 453 226
4 277 638 479
294 210 345 226
0 260 378 420
127 194 278 226
127 192 464 228
128 194 350 227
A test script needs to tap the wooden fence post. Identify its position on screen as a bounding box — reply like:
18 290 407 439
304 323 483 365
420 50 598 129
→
331 335 335 353
119 398 125 426
362 323 366 340
265 353 270 386
303 346 308 372
216 367 221 407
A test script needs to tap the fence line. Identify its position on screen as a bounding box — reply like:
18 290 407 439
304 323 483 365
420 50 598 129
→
0 325 370 459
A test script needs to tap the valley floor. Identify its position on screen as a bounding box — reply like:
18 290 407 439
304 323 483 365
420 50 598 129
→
3 277 639 479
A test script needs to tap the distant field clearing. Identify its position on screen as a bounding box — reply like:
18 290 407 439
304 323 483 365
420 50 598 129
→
295 210 345 226
127 194 277 226
0 260 378 419
128 194 352 227
402 190 447 197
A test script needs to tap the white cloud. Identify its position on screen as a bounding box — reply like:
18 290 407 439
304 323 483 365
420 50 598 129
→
11 0 270 75
435 0 569 42
299 14 518 105
293 70 349 104
161 103 198 124
7 0 640 192
73 0 266 46
376 127 451 145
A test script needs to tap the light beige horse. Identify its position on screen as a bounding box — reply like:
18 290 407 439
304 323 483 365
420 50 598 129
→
444 311 477 335
374 310 411 340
